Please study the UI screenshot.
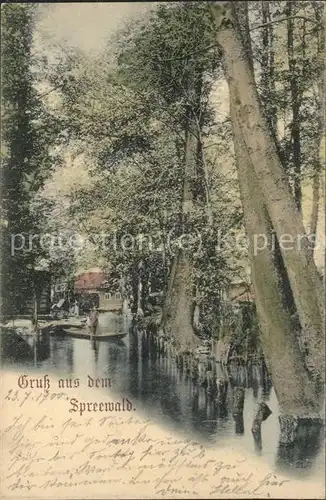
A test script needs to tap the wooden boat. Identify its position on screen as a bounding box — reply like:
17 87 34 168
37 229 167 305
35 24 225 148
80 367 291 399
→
49 312 128 340
56 322 127 340
64 329 127 340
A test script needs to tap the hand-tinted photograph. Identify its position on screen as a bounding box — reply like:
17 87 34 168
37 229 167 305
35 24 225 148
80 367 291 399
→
1 2 325 499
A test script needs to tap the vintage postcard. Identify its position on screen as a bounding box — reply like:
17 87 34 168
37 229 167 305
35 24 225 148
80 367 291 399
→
0 2 325 499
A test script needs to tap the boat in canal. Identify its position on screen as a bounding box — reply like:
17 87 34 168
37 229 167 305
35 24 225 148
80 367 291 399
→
63 328 127 341
50 311 128 341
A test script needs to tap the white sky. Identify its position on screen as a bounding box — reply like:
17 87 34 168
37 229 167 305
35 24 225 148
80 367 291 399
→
36 2 152 54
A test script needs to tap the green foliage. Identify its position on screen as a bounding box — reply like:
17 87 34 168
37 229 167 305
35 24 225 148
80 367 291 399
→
116 3 219 113
49 2 241 333
251 1 325 185
1 4 59 316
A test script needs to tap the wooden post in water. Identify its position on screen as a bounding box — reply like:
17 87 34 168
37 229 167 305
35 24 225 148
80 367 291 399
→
141 330 149 359
233 387 245 435
158 336 164 357
198 358 207 387
32 284 39 332
185 352 192 376
216 378 228 406
150 331 157 359
191 356 198 383
176 351 183 370
170 344 177 359
251 402 272 450
206 371 217 398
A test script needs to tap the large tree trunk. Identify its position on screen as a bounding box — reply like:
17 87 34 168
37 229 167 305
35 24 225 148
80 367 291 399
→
136 260 144 318
32 289 38 332
163 250 198 350
230 101 319 415
162 106 199 350
258 2 296 315
220 2 319 415
131 262 139 315
286 1 302 212
212 5 325 386
310 167 321 245
310 2 325 252
192 122 213 334
260 1 277 136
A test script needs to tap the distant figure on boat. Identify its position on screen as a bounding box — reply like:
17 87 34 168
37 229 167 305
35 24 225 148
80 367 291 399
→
74 300 79 317
87 306 99 337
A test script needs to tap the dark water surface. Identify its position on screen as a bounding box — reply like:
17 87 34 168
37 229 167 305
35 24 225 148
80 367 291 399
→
2 312 325 481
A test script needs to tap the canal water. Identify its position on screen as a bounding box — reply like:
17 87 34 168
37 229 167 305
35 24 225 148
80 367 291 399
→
1 311 325 481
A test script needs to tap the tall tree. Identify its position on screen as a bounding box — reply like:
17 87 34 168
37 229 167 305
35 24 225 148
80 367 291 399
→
211 2 324 412
1 4 56 318
117 3 222 349
253 1 325 243
286 1 302 211
309 2 325 249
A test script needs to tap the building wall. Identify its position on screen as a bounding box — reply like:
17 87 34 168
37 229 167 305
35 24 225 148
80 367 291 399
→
75 271 107 291
98 291 123 311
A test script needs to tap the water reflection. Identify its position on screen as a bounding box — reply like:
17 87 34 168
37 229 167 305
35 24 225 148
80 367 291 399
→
232 387 245 436
1 318 324 478
1 327 50 364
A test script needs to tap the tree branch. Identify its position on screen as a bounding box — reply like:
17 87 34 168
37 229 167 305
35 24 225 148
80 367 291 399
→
35 85 60 101
250 15 320 31
161 43 218 62
160 16 320 63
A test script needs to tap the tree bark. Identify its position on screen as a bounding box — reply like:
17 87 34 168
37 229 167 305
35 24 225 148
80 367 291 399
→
162 104 200 350
260 1 277 137
310 2 325 252
256 2 296 315
287 1 302 212
131 262 139 314
310 168 320 244
137 274 144 318
32 290 38 331
191 76 213 335
212 5 325 385
230 99 319 415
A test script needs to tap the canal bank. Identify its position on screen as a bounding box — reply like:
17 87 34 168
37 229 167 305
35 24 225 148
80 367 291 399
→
1 311 324 479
